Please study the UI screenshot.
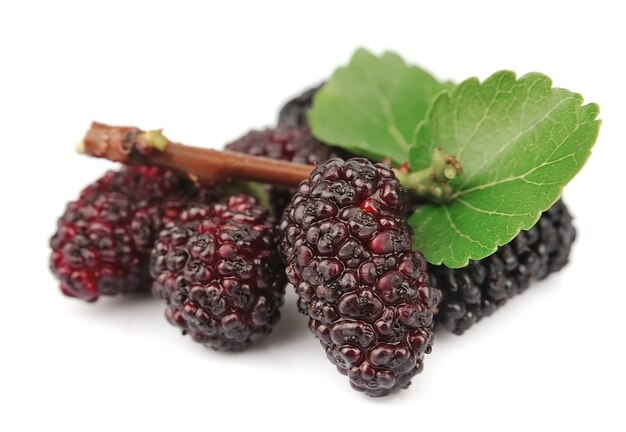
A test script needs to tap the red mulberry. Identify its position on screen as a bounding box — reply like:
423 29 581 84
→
49 166 209 302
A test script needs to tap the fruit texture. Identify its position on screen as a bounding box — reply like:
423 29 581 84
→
49 166 208 302
150 194 286 351
225 127 351 214
431 200 575 334
280 158 440 396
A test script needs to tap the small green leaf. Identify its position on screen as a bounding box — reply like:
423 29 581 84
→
308 48 451 164
408 71 600 268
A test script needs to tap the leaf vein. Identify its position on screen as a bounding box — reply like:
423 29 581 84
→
457 198 533 218
443 206 490 250
457 95 575 190
456 75 506 160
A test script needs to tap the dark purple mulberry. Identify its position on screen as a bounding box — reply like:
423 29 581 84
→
277 84 323 128
280 158 440 396
225 127 352 215
150 194 286 351
431 200 576 334
49 166 211 302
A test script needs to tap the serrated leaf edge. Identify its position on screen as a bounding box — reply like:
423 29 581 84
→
408 70 601 268
309 48 451 165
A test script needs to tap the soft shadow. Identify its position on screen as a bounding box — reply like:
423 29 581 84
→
65 290 161 322
247 291 311 351
93 290 157 309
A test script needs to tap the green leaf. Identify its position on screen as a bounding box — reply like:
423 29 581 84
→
308 48 452 164
408 71 600 268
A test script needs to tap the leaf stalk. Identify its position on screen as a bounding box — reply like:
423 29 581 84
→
394 148 463 204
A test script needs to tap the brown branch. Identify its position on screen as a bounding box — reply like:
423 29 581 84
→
81 122 314 187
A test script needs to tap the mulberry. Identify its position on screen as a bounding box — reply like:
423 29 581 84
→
150 194 286 350
431 200 576 334
280 158 440 396
49 166 214 302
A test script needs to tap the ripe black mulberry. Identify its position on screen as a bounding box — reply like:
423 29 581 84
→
280 158 440 396
431 200 576 334
150 194 286 350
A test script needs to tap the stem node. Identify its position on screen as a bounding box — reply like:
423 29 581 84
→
394 148 463 204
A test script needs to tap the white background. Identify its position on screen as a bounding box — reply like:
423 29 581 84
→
1 1 624 431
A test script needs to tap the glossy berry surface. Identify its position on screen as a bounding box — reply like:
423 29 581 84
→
49 166 206 302
431 200 576 334
280 158 440 396
150 194 285 351
225 127 351 214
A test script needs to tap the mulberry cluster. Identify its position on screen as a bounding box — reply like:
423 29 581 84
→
46 76 583 398
431 200 576 334
225 127 351 214
280 158 440 396
277 84 578 335
49 166 210 302
150 194 286 350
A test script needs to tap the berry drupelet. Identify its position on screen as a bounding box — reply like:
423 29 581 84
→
280 158 440 396
225 127 352 215
431 200 576 334
150 194 286 351
50 166 206 302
